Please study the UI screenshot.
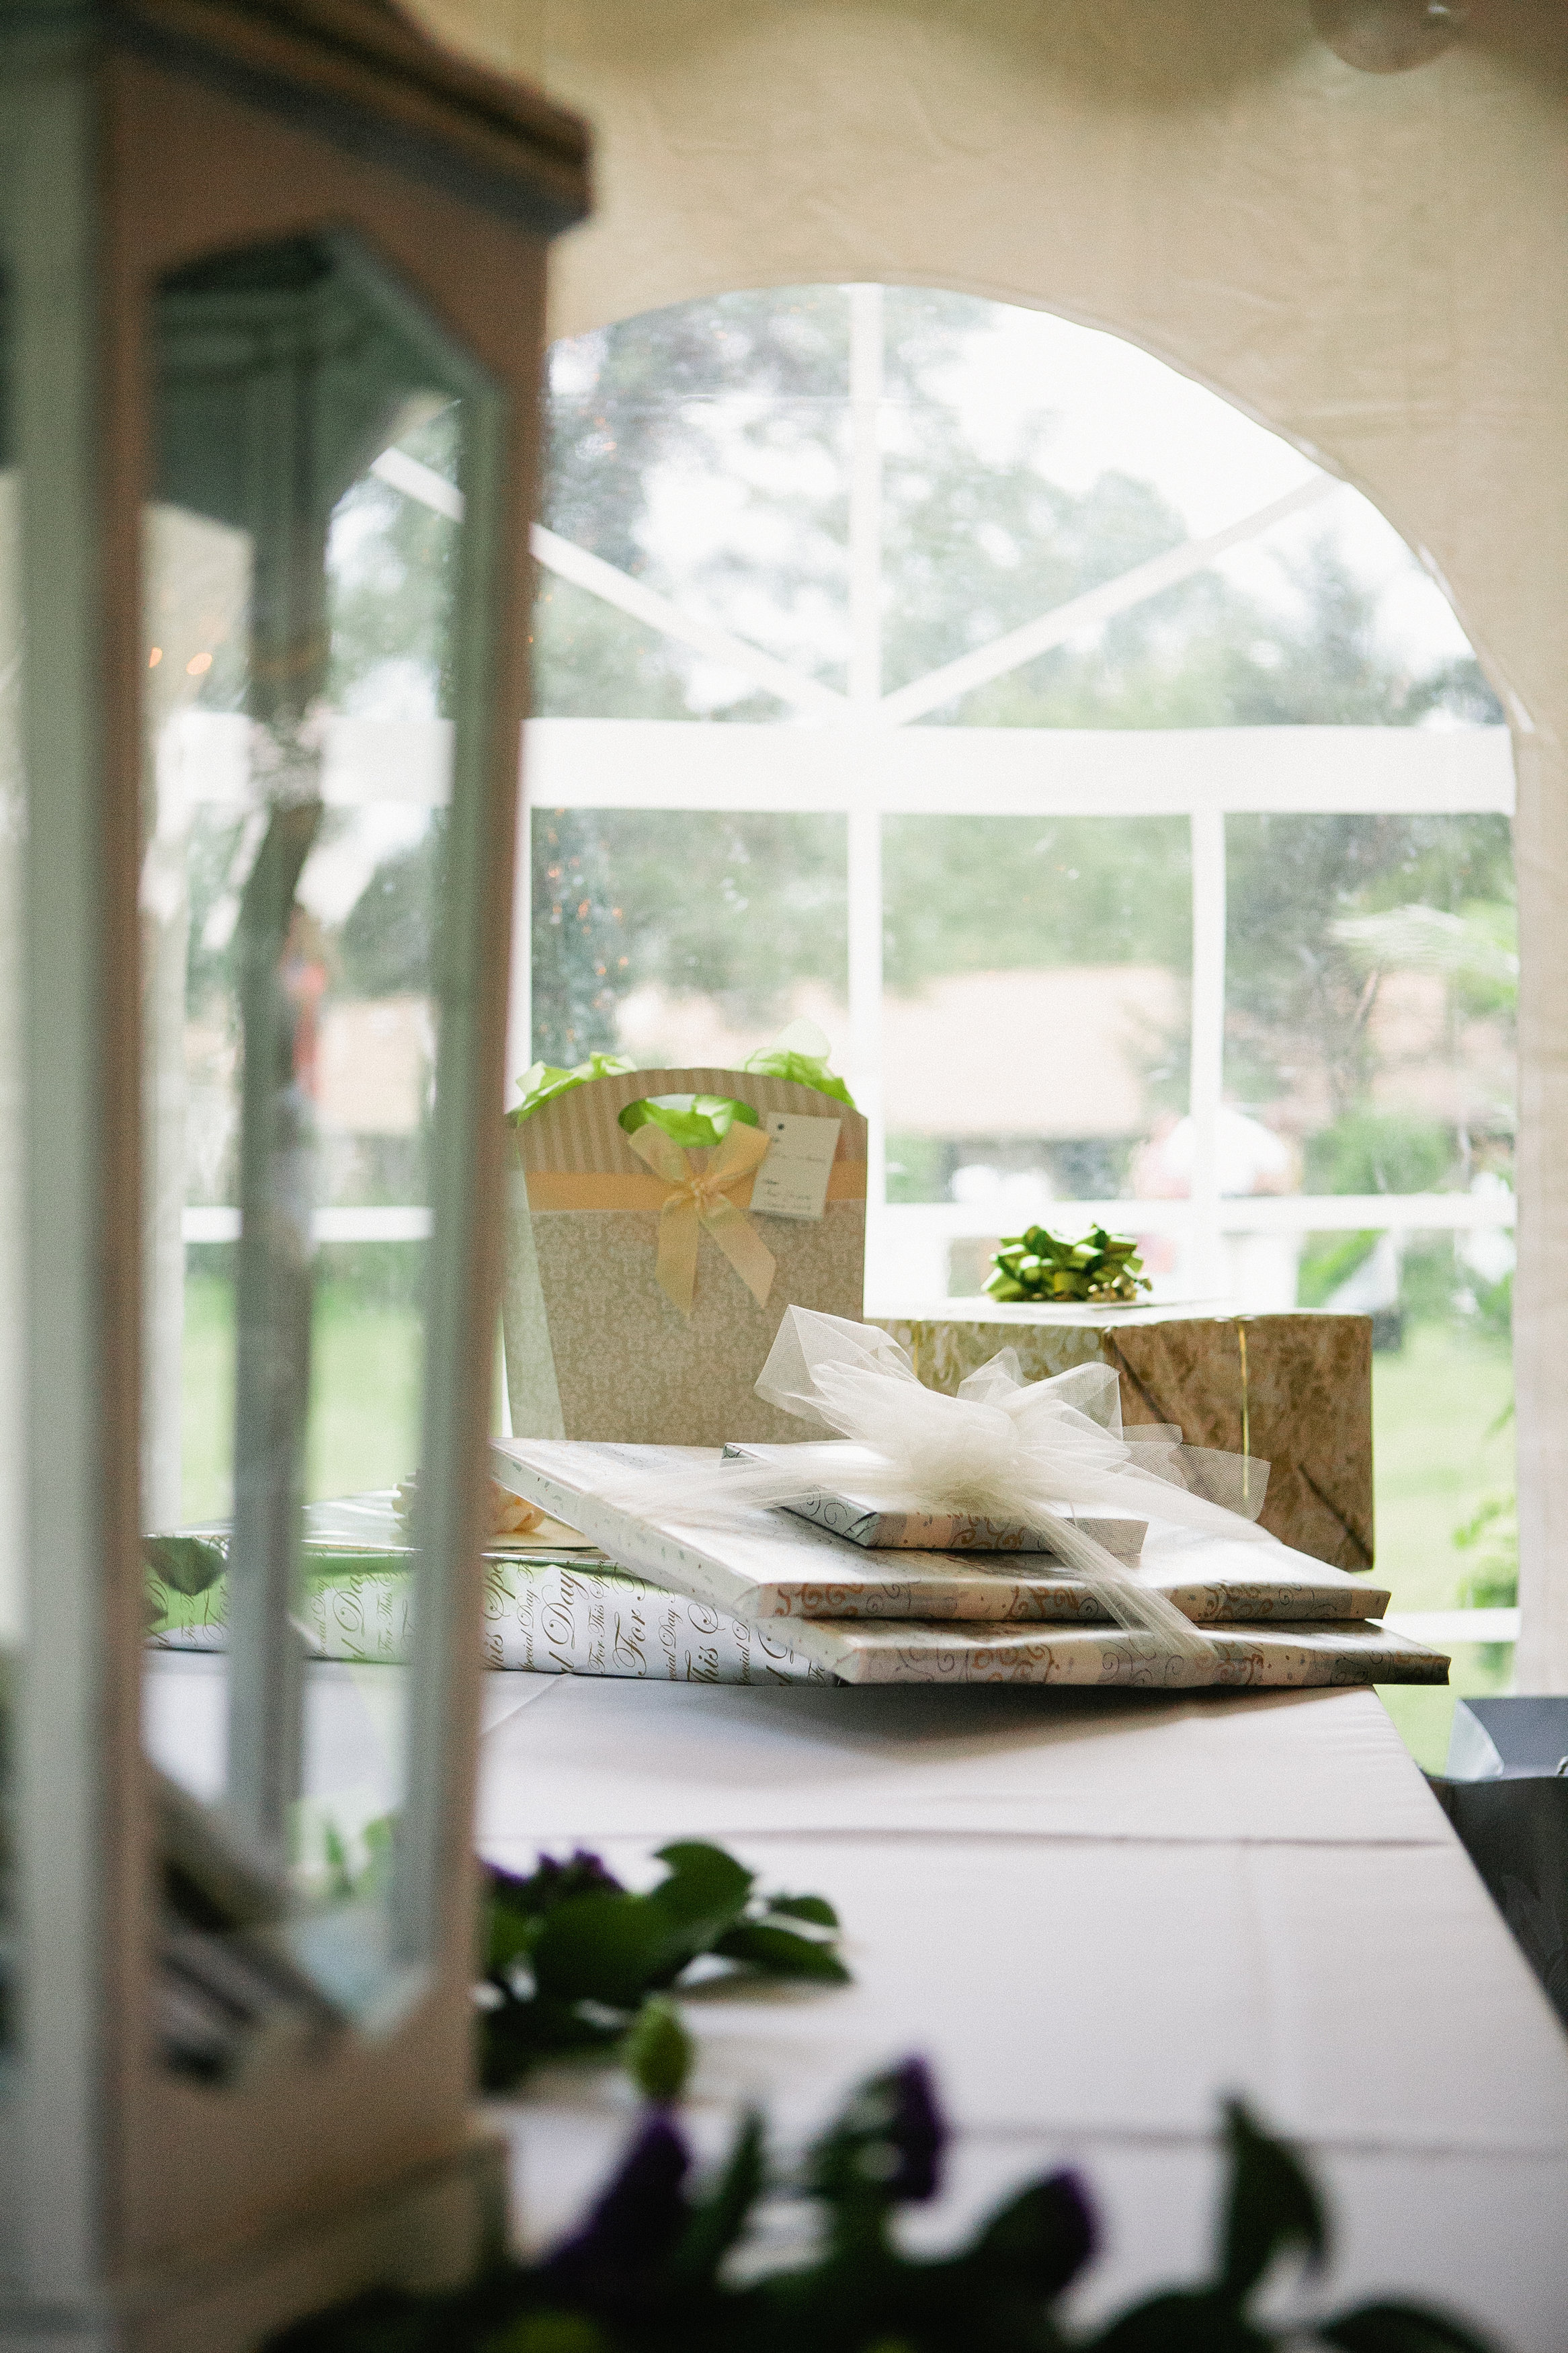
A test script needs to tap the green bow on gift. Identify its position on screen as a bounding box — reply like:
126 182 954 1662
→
505 1050 638 1125
986 1223 1152 1305
507 1022 856 1134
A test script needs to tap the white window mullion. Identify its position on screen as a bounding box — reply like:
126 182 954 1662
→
846 286 888 1269
1189 809 1227 1297
848 284 884 710
876 478 1337 729
848 798 886 1241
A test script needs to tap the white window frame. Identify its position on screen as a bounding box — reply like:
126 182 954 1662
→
183 286 1518 1314
507 285 1516 1310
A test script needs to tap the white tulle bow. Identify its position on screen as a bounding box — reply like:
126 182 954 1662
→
610 1308 1278 1658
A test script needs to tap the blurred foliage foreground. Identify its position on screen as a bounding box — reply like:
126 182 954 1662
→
261 1841 1491 2353
274 2059 1489 2353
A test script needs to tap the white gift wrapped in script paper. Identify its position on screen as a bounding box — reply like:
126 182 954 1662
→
150 1548 829 1685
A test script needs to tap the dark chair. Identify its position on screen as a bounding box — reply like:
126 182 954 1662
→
1427 1697 1568 2031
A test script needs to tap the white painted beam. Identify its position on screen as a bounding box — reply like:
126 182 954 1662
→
520 716 1515 817
875 477 1339 727
530 524 848 719
182 1205 432 1244
372 446 464 523
371 447 848 721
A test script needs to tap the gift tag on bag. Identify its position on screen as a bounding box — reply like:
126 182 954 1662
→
751 1112 840 1220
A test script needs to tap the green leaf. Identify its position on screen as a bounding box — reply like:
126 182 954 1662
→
531 1892 678 2011
487 1904 542 1975
1317 2305 1497 2353
476 1841 844 2091
711 1921 851 1982
620 1995 694 2104
763 1892 839 1929
969 2171 1097 2297
323 1819 352 1902
1092 2289 1271 2351
649 1842 755 1938
479 1993 619 2092
670 2110 766 2287
1218 2100 1327 2300
359 1815 395 1901
1110 2291 1280 2351
484 2314 612 2353
144 1533 226 1597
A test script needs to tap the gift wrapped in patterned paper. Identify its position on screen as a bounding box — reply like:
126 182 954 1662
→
875 1302 1373 1574
503 1064 868 1446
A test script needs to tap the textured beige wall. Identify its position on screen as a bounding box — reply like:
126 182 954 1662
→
411 0 1568 1683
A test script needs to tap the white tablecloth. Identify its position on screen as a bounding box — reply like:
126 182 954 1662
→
474 1679 1568 2346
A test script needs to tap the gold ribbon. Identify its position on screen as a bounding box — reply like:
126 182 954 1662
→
522 1161 866 1211
624 1119 777 1317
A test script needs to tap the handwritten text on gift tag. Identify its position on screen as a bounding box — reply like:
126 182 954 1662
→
749 1113 840 1221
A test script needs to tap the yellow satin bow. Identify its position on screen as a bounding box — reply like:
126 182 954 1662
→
624 1118 776 1318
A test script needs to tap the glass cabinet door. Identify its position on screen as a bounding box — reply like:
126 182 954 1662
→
141 232 493 2061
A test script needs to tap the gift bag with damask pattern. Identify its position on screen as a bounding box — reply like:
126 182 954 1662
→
502 1064 868 1445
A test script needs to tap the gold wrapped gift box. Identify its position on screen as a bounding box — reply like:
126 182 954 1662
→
875 1303 1372 1574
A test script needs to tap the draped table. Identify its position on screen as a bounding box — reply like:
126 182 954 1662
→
139 1657 1568 2340
473 1677 1568 2346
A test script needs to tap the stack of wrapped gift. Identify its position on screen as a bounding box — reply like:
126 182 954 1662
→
146 1458 1446 1689
487 1055 1440 1689
145 1059 1436 1692
148 1045 1436 1683
145 1491 820 1683
485 1426 1446 1692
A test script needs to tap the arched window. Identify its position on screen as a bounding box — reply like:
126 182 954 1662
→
514 283 1516 1656
163 282 1513 1666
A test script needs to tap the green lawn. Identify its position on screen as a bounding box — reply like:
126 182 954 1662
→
1370 1321 1514 1614
1370 1319 1516 1770
181 1273 423 1523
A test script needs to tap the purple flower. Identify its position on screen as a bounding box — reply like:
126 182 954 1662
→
882 2057 946 2202
811 2055 950 2205
1038 2169 1098 2290
487 1848 625 1917
538 2113 692 2315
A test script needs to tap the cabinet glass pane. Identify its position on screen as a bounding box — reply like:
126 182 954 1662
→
141 233 475 2053
0 264 19 2120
